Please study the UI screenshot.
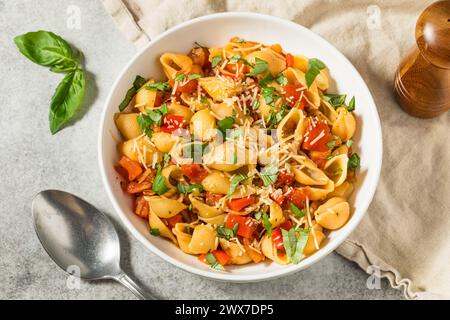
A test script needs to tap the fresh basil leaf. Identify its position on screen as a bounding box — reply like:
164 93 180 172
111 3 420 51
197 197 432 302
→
262 213 272 237
227 173 248 197
14 31 77 71
174 73 185 82
159 104 169 114
145 81 170 92
49 68 86 134
188 74 201 80
258 73 273 88
152 164 169 195
260 163 279 186
326 140 336 149
291 228 310 264
201 96 208 104
281 228 297 259
163 153 171 166
247 57 268 76
205 253 225 271
254 211 263 220
177 182 203 194
251 99 260 110
228 54 251 66
323 93 346 109
305 58 326 88
346 139 353 148
137 113 153 138
275 73 288 86
290 203 306 218
150 228 160 236
261 86 276 105
147 109 163 126
217 116 235 138
348 153 360 169
347 96 355 112
217 223 238 240
211 55 222 68
119 75 146 111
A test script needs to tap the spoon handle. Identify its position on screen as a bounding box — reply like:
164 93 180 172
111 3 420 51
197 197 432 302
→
113 271 155 300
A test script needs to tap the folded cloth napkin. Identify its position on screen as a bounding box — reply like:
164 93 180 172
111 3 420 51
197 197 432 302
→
100 0 450 299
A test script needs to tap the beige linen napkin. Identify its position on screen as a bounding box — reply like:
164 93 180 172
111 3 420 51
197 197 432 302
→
100 0 450 299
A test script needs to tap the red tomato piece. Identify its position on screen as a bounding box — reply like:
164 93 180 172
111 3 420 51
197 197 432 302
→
283 84 306 109
205 192 223 206
225 214 258 239
280 220 292 231
286 187 311 209
118 156 143 181
227 196 257 212
275 172 295 187
309 150 331 169
126 181 152 194
270 192 286 206
271 228 284 249
135 196 149 219
160 114 185 133
285 53 294 68
212 250 231 266
166 214 183 229
180 164 209 183
301 120 334 152
198 254 208 264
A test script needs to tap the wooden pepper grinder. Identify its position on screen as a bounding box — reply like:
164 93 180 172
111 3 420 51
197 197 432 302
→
394 0 450 118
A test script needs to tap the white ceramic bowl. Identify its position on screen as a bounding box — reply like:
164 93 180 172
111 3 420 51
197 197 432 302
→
99 12 382 282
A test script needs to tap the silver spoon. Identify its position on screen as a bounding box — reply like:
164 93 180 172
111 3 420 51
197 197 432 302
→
31 189 154 300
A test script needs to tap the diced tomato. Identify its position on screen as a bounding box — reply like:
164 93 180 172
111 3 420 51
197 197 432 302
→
301 120 334 152
287 187 311 208
309 150 331 169
135 196 149 219
271 228 284 249
283 84 306 109
178 78 198 94
225 61 248 79
285 53 294 68
270 192 286 206
205 192 223 206
280 220 292 231
154 92 163 108
275 172 295 187
227 196 257 212
126 181 151 194
198 254 208 264
114 164 128 180
226 214 258 239
212 250 231 266
160 114 185 133
166 214 183 229
118 156 143 181
180 164 209 183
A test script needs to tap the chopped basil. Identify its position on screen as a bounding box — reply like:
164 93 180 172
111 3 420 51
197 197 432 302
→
205 253 225 271
275 73 288 86
150 228 160 236
290 203 306 218
188 203 193 211
227 173 248 197
137 105 168 134
188 74 201 80
346 139 353 148
254 211 263 220
145 81 170 91
323 93 347 109
261 86 276 105
137 113 153 138
266 105 289 129
258 73 273 88
232 38 245 43
247 58 268 76
228 54 251 66
347 96 355 112
281 227 310 264
326 140 336 149
334 168 343 176
251 99 260 110
119 75 146 111
174 73 185 82
152 164 169 195
200 96 208 104
217 223 238 240
262 212 272 236
211 55 222 68
217 116 235 138
305 58 326 88
325 154 334 160
163 153 171 166
260 163 279 186
348 153 360 169
177 182 203 194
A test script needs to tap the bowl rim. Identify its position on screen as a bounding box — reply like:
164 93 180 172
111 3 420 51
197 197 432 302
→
98 11 383 282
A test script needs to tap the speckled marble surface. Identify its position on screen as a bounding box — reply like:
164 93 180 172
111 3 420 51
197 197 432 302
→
0 0 404 300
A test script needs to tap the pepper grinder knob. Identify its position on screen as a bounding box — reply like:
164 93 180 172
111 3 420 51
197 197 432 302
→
394 0 450 118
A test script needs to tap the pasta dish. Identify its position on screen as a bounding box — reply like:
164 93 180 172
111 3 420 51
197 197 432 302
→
113 37 359 270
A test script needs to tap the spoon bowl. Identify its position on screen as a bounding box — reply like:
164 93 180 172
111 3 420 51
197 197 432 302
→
32 190 152 299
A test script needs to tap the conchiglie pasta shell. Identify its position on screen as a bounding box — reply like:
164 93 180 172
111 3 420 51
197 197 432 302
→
324 154 348 187
118 136 162 165
303 224 326 255
135 80 159 110
332 107 356 141
245 47 286 76
328 181 354 199
201 171 230 194
199 77 244 102
315 197 350 230
269 201 285 228
260 234 290 265
114 113 142 140
219 238 252 265
146 196 187 218
204 141 254 172
168 102 194 123
160 53 193 80
151 132 177 153
276 107 307 146
291 156 329 186
149 210 177 244
210 102 233 119
188 224 217 254
282 67 320 107
291 55 329 91
172 223 193 254
199 214 227 226
189 194 224 218
190 109 216 141
308 180 335 200
318 99 339 124
180 93 207 112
